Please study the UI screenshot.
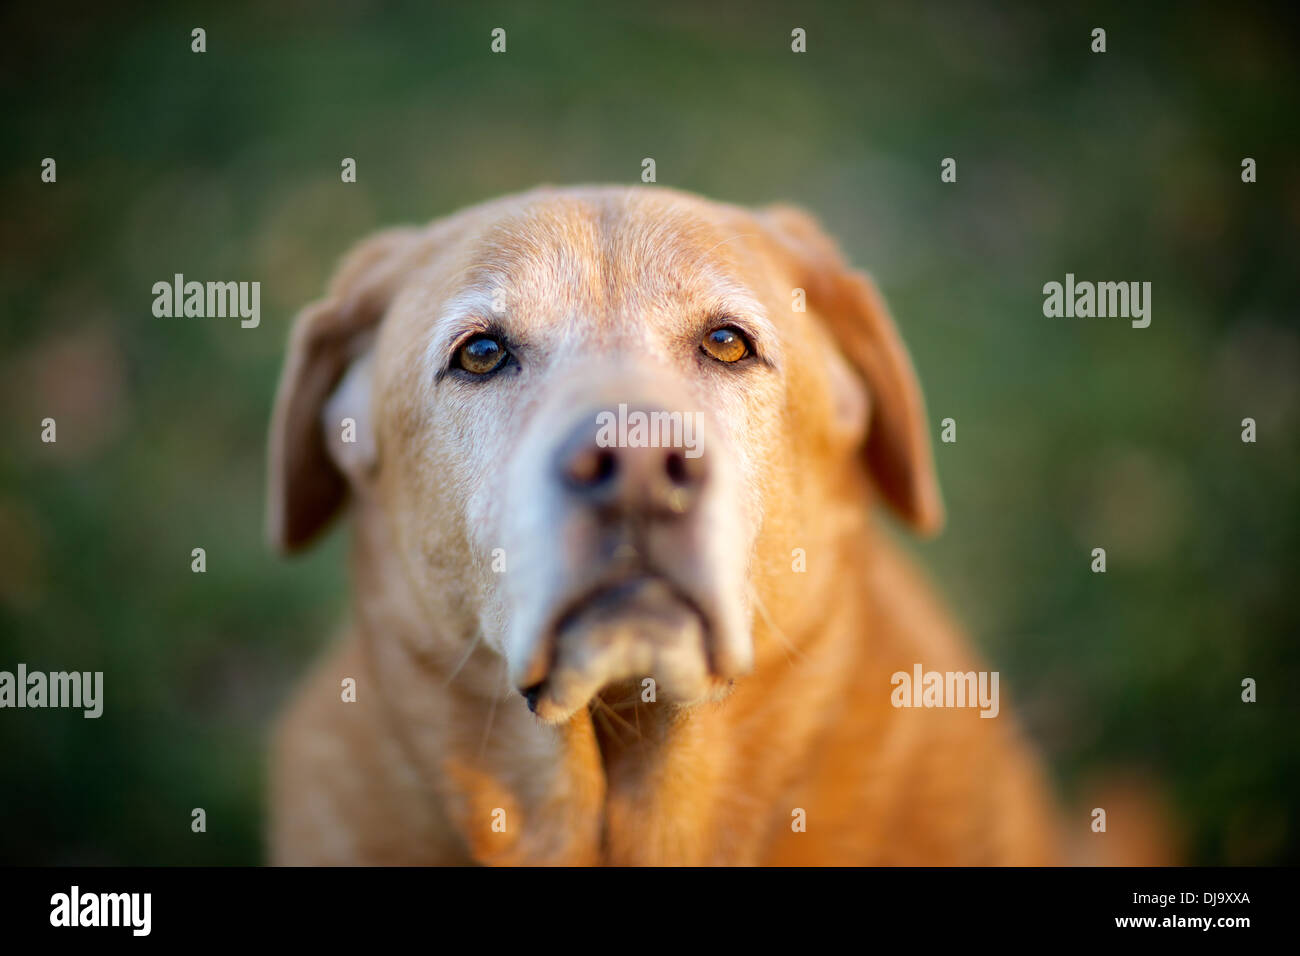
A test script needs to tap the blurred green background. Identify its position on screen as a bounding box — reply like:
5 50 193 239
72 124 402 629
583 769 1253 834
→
1 0 1296 864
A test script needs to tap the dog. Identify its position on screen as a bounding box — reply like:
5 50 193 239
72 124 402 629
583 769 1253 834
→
265 185 1063 864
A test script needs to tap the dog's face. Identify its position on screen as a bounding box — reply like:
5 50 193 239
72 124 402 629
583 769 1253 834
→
268 186 941 723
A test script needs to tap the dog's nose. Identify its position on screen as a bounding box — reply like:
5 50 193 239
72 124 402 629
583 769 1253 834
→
557 407 708 518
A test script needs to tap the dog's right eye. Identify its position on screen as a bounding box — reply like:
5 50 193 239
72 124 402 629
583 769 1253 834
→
701 326 752 364
453 334 508 375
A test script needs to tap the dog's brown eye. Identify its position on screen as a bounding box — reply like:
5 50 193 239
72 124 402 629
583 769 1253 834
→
701 326 751 364
454 334 508 375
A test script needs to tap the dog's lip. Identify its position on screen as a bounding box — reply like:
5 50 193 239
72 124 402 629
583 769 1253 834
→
518 568 716 694
554 574 701 636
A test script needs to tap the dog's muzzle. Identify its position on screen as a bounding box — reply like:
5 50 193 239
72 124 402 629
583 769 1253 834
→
516 404 734 721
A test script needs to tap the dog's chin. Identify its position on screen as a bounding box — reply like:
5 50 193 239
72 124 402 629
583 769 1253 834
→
525 576 722 724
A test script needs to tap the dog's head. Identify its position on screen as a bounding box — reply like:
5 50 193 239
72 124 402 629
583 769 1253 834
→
268 186 941 722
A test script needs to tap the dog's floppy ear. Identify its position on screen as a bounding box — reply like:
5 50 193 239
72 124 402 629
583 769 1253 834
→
266 226 425 554
758 205 944 536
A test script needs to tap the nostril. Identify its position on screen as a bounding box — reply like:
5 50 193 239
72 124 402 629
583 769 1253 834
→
567 446 618 488
665 448 706 489
665 451 688 486
592 449 617 484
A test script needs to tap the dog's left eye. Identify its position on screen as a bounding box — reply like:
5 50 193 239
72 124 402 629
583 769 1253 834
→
453 334 509 375
700 326 752 364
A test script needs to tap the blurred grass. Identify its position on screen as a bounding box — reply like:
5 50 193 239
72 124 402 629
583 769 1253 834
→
0 0 1297 864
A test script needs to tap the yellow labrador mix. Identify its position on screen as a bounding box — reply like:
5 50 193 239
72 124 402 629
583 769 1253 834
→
266 185 1062 865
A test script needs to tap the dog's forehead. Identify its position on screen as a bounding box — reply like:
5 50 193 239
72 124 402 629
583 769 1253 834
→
436 191 770 337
